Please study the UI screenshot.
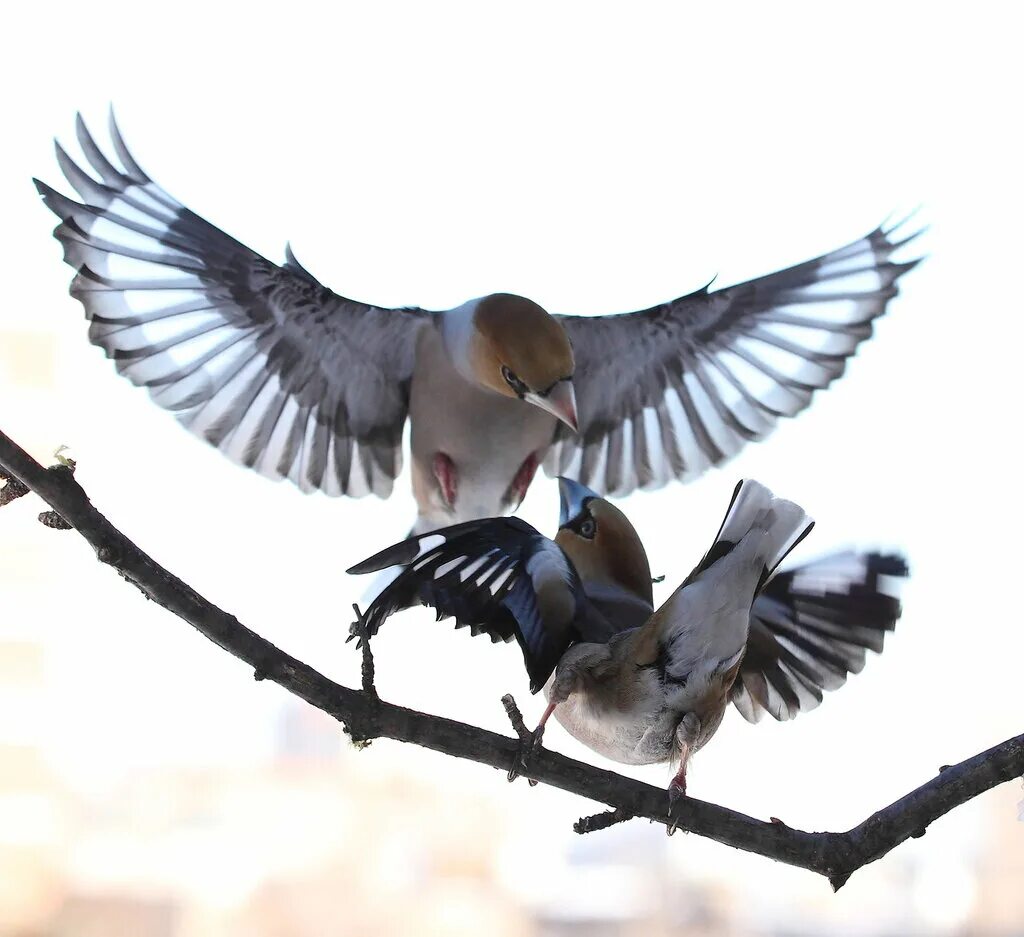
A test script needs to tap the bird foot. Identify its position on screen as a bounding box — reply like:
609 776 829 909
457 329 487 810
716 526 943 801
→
507 724 545 784
432 452 458 508
507 452 540 509
346 603 368 647
666 778 687 836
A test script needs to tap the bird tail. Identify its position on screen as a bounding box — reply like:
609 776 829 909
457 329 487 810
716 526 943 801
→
705 479 814 589
650 481 813 676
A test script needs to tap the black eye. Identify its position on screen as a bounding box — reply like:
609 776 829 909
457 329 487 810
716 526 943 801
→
501 365 527 398
578 517 596 538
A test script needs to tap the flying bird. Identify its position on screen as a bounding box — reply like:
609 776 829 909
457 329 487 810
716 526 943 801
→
36 112 920 534
349 478 907 809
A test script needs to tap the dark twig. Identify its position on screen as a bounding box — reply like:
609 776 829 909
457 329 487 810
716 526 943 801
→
575 805 634 834
1 426 1022 890
351 603 378 700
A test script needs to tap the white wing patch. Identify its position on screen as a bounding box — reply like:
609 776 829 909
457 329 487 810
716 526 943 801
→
459 551 497 581
434 556 467 579
413 549 444 571
475 557 508 587
489 566 516 594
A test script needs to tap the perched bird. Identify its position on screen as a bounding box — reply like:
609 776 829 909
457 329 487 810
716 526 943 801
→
349 478 907 807
36 112 920 534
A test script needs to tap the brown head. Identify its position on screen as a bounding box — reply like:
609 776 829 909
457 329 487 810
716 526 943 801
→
554 477 653 605
467 293 578 430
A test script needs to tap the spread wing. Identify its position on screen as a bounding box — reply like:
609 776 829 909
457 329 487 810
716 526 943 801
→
549 223 922 496
731 550 909 722
348 517 599 692
35 112 430 498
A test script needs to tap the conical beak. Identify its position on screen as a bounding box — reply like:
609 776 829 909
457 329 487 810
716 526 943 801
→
525 380 578 432
558 476 600 527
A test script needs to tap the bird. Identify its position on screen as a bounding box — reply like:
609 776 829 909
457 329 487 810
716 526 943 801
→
35 111 921 535
348 477 908 812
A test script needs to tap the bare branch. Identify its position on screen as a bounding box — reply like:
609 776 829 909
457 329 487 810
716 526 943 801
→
1 426 1021 890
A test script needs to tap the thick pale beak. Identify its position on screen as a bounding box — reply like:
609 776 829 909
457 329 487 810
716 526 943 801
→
558 476 600 527
525 380 578 432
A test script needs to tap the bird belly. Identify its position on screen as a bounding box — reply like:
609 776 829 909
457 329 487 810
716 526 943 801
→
549 666 729 766
551 693 670 765
549 673 681 766
409 329 556 526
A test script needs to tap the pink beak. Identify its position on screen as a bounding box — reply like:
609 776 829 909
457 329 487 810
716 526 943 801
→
526 381 578 433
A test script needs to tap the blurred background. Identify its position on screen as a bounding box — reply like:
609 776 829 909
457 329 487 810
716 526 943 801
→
2 2 1022 935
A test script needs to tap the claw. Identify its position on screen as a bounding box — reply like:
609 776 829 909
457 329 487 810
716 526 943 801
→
348 603 368 647
666 778 687 836
507 725 545 784
507 452 540 509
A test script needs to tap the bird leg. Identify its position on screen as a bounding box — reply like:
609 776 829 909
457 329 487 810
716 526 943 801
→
667 713 701 835
508 658 589 781
507 452 540 509
432 452 458 508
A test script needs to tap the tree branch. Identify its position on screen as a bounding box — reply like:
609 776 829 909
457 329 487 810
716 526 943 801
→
1 427 1021 891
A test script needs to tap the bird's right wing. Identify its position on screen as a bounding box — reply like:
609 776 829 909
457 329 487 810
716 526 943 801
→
35 112 430 498
731 550 909 722
348 518 593 692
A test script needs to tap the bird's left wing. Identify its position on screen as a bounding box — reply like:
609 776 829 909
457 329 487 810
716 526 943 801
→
549 222 921 496
730 550 909 722
35 112 430 498
348 518 593 692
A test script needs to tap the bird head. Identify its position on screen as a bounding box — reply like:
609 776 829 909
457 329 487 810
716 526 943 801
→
466 294 578 431
554 477 653 604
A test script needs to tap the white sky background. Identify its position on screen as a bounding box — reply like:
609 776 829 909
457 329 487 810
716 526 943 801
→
1 0 1022 918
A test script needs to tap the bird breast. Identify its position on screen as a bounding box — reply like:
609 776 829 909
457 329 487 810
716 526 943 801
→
408 327 557 523
547 660 732 766
546 664 673 766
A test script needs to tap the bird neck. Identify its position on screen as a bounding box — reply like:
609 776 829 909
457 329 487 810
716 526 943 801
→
436 302 483 388
558 527 654 607
602 534 655 607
